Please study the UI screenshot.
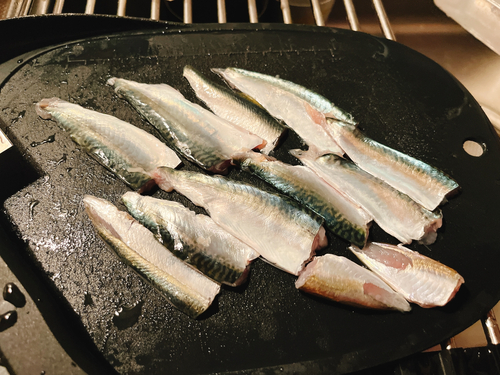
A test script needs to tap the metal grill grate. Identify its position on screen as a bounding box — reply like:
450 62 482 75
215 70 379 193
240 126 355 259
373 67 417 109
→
4 0 396 40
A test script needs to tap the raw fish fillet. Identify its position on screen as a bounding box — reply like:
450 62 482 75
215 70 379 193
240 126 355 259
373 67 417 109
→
296 254 411 312
350 242 464 308
35 98 181 191
108 77 265 174
183 66 287 155
83 195 220 319
326 119 460 210
292 150 442 245
152 167 327 276
213 67 347 156
122 192 259 286
233 151 371 247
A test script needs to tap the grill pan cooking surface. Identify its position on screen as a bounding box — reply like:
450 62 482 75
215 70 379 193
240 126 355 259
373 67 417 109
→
1 23 500 375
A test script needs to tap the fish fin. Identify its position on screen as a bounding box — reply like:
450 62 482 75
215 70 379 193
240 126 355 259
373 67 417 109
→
211 68 260 107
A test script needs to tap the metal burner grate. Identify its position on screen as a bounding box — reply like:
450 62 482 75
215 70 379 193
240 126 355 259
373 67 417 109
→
4 0 396 39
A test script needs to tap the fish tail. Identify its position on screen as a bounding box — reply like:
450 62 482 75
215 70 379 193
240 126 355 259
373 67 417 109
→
211 68 237 89
106 77 117 86
35 97 61 120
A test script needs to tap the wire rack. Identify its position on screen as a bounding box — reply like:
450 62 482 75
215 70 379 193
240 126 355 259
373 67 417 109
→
4 0 396 39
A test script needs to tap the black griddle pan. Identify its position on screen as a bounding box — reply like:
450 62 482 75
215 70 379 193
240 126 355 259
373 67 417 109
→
1 21 500 375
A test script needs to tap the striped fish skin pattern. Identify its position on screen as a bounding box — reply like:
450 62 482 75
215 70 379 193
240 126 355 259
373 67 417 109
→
35 97 181 191
83 195 220 319
152 167 327 276
213 67 346 157
350 242 464 308
122 192 259 286
183 66 287 155
213 67 356 125
292 150 443 245
107 77 264 174
296 254 411 312
326 119 460 211
233 151 371 247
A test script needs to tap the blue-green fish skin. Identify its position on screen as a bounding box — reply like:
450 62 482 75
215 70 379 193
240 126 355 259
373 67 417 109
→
107 77 265 174
83 195 220 319
35 98 181 191
326 119 460 211
122 192 259 286
151 167 327 276
233 151 371 248
183 66 287 155
292 149 443 245
213 67 356 125
213 67 347 157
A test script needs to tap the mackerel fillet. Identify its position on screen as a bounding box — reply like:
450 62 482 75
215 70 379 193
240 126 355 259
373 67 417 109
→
293 150 443 245
184 66 286 155
213 67 346 156
350 242 464 308
83 195 220 318
152 167 327 275
233 151 371 247
36 98 181 191
108 77 265 174
296 254 411 312
326 119 460 210
122 192 259 286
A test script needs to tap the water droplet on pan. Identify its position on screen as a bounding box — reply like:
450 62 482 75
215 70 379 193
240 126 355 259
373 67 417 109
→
84 291 94 306
3 283 26 308
0 311 17 331
113 301 143 330
30 134 56 147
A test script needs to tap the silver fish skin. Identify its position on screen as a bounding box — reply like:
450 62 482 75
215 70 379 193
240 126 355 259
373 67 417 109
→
213 67 345 157
296 254 411 312
35 98 181 192
232 151 371 247
183 66 287 155
350 242 464 308
83 195 220 319
213 67 356 124
107 77 265 174
122 192 259 286
292 150 443 245
326 119 460 211
151 167 327 276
